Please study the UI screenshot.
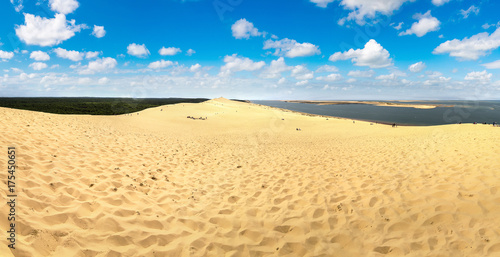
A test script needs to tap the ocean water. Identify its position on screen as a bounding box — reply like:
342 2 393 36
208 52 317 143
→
252 100 500 126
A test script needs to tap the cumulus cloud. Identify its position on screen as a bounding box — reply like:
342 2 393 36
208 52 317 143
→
260 57 292 79
376 73 401 80
426 71 443 78
482 60 500 69
79 57 117 74
219 54 265 77
231 19 262 39
336 0 411 25
482 22 500 30
92 25 106 38
98 77 109 84
263 38 320 58
29 62 48 70
30 51 50 61
159 47 181 56
190 64 201 72
0 50 15 60
15 13 85 47
347 70 375 77
309 0 334 8
399 11 440 37
409 61 426 72
329 39 392 68
49 0 79 14
315 65 339 73
10 0 23 12
85 51 100 59
433 27 500 60
54 48 83 61
127 43 150 58
316 73 343 82
460 5 479 19
291 65 314 80
432 0 450 6
464 70 492 83
148 60 174 69
186 49 196 56
296 80 309 86
391 22 404 30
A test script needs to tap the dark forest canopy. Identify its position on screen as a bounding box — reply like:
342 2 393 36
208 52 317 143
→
0 97 209 115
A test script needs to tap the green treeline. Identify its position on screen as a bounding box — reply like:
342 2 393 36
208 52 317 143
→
0 97 209 115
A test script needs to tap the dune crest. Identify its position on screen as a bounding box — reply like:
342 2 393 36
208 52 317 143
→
1 98 499 256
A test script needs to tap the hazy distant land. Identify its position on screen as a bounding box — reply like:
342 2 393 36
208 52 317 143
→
283 100 455 109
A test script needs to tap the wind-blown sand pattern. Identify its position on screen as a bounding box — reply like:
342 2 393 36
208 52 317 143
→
1 98 499 257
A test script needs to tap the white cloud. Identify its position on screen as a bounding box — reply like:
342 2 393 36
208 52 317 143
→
186 49 196 56
20 73 36 80
296 80 309 86
291 65 314 80
460 5 479 19
159 47 181 56
408 61 426 72
92 25 106 38
190 64 201 72
376 73 402 80
391 22 404 30
482 60 500 69
347 70 375 77
315 65 339 73
127 43 150 58
426 71 442 78
98 77 109 84
337 0 411 25
0 50 15 60
231 19 262 39
49 0 79 14
433 27 500 60
278 77 286 84
316 73 343 82
15 13 85 47
399 11 440 37
79 57 117 74
482 22 500 30
347 78 357 83
260 57 292 79
29 62 48 71
329 39 392 68
85 51 100 59
309 0 334 8
30 51 50 61
10 0 23 12
422 76 451 86
464 70 492 83
432 0 450 6
219 54 265 77
54 48 83 61
148 60 174 69
263 38 320 58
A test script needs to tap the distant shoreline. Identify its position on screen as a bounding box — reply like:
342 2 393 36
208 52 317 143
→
282 100 454 109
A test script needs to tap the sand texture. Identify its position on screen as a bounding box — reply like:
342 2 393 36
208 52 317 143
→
1 98 500 257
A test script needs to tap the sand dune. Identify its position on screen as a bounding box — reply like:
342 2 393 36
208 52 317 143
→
1 97 499 256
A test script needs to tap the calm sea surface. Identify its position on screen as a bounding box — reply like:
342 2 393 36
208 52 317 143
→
252 100 500 126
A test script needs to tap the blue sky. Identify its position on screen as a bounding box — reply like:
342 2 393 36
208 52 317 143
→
0 0 499 100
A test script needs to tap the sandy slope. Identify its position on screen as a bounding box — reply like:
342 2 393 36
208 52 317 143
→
1 97 499 257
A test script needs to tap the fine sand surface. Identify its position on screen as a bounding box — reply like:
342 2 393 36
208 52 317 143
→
1 97 499 257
